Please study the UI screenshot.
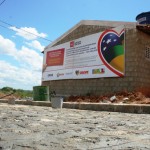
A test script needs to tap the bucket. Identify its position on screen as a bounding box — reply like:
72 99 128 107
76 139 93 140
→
51 97 63 108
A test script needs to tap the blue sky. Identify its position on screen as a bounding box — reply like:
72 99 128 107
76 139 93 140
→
0 0 149 90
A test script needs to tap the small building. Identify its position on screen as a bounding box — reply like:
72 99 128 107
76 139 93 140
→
42 20 150 96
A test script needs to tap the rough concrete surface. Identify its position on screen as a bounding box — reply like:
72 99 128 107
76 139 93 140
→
0 103 150 150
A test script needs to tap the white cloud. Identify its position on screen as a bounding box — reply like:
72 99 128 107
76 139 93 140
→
9 26 47 40
0 35 43 70
0 35 17 55
0 60 41 90
25 40 45 52
16 46 43 70
0 35 43 90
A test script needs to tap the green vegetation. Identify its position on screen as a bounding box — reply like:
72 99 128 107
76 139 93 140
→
0 86 33 99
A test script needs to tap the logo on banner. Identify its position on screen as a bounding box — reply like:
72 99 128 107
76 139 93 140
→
48 74 53 77
92 68 105 74
75 70 89 75
66 72 73 75
70 41 74 47
70 41 81 48
57 73 64 77
98 29 125 77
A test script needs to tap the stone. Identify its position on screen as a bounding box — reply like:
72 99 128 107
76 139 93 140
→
8 97 15 105
110 96 117 102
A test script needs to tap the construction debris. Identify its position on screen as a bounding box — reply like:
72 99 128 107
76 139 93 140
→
67 91 150 104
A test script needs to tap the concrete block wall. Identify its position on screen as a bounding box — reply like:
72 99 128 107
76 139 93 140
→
133 30 150 93
53 25 111 46
42 24 150 96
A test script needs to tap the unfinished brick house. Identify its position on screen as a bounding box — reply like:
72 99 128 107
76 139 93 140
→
42 20 150 96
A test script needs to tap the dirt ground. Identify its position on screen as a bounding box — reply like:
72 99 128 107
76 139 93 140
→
0 103 150 150
67 91 150 104
1 91 150 104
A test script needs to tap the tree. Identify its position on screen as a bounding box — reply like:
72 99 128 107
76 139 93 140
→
0 87 33 99
1 87 14 93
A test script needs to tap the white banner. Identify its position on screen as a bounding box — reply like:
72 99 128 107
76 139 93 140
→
42 26 125 81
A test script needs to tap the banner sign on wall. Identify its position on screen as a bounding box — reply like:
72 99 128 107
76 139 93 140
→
42 26 125 81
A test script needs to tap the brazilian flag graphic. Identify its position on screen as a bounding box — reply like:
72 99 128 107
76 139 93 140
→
98 30 125 76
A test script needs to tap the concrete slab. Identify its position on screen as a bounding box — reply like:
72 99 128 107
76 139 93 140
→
63 102 150 114
0 103 150 150
0 99 150 114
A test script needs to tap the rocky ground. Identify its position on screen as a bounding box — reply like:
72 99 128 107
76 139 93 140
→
0 103 150 150
67 91 150 104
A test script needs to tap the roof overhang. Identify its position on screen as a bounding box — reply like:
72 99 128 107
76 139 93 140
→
136 24 150 35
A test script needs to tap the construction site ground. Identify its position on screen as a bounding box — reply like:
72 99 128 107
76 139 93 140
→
1 91 150 104
67 91 150 104
0 103 150 150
